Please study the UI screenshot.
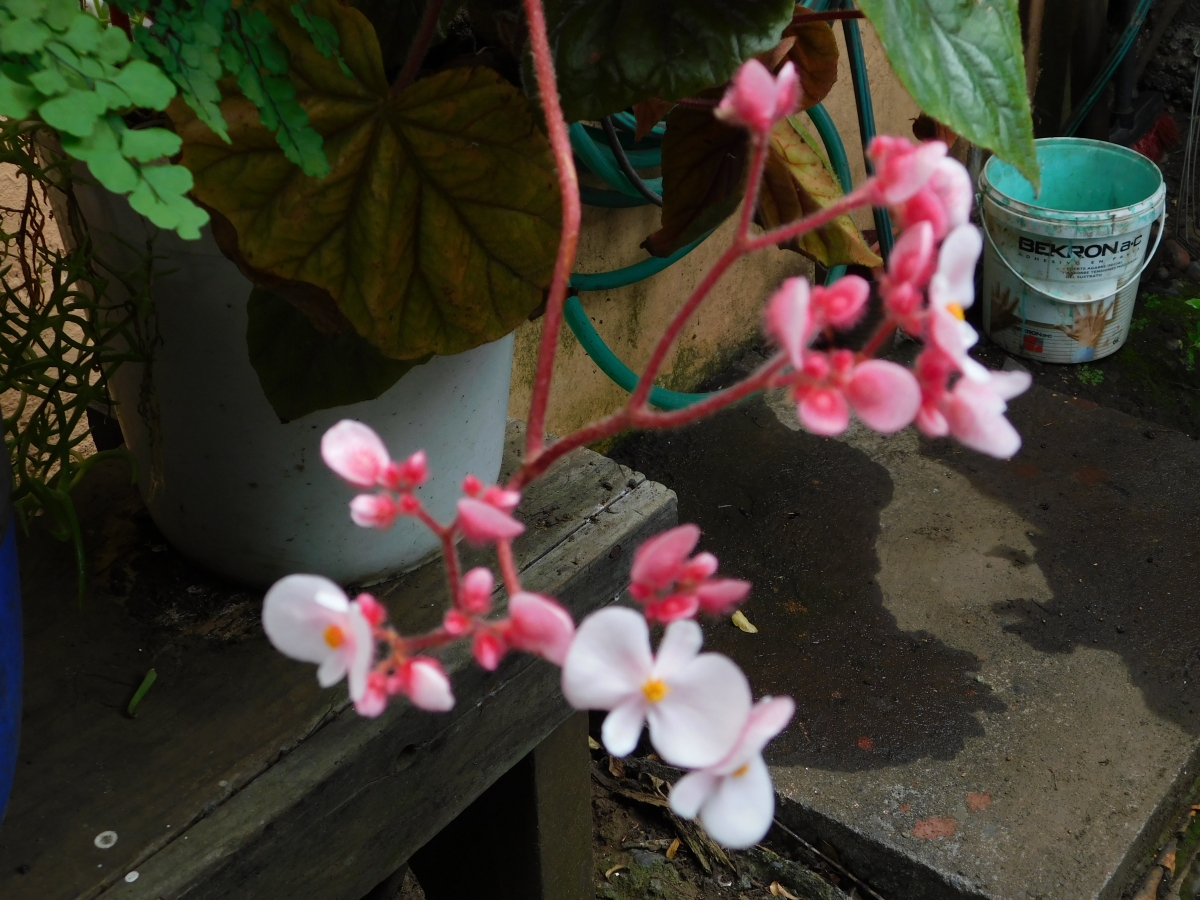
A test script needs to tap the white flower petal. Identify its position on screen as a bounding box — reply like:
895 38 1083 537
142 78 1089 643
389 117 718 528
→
262 574 348 665
561 607 652 710
669 770 720 820
715 696 795 774
346 604 374 702
647 653 751 769
698 756 775 849
316 653 348 688
653 618 703 680
602 697 648 757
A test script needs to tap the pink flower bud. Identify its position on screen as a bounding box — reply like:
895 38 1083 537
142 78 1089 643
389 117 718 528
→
812 277 870 330
631 525 701 591
380 450 430 492
694 579 751 616
398 494 421 514
386 657 455 711
867 136 948 205
355 671 388 717
503 592 576 665
349 492 399 529
456 497 525 545
443 608 472 636
472 631 505 671
321 420 391 487
681 551 719 583
482 485 521 512
642 593 701 623
354 593 387 627
460 567 495 614
715 59 800 134
461 474 482 496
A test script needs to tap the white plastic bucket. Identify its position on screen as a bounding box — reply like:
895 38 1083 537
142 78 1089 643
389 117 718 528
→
980 138 1165 363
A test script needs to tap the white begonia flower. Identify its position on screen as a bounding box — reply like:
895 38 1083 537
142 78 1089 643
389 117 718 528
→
263 574 374 702
669 695 794 849
561 606 751 769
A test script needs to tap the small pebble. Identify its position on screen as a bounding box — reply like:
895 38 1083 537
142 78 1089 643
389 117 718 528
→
1158 265 1172 281
124 871 139 883
93 831 117 850
1187 261 1200 282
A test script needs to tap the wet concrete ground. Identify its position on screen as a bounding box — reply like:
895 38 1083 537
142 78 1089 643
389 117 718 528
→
611 378 1200 900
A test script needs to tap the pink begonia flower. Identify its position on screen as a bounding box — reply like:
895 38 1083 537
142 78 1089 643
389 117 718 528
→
896 157 973 240
459 567 495 615
943 369 1031 458
349 492 399 529
812 276 870 330
562 607 752 768
715 59 800 134
386 657 455 712
380 450 428 493
469 592 576 669
262 574 374 702
355 592 387 627
669 696 794 849
867 136 947 205
629 524 750 622
456 477 525 546
356 671 388 717
787 350 921 436
879 222 937 335
927 225 989 383
764 276 872 372
914 347 956 438
321 420 391 488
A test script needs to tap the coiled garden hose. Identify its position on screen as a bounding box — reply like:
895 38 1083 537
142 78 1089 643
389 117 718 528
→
601 116 663 206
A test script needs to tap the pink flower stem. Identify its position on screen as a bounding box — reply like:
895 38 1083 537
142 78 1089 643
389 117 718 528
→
745 183 876 253
496 539 522 596
631 354 786 429
858 317 899 359
736 134 770 240
522 0 582 459
508 410 631 491
390 0 447 97
402 627 460 653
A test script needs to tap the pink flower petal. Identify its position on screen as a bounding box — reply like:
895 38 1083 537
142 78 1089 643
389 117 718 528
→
505 592 576 666
929 224 982 312
695 579 751 615
764 278 812 368
718 696 794 774
561 607 653 710
869 137 948 205
929 157 973 230
944 375 1029 458
631 524 701 590
813 276 870 330
321 420 390 487
460 567 495 614
456 497 525 544
715 58 783 133
405 657 455 711
888 221 936 287
354 672 388 717
346 603 374 702
472 631 506 671
647 653 751 769
799 388 850 436
846 360 921 433
642 594 701 623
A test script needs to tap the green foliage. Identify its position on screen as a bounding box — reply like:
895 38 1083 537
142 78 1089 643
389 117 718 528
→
0 126 147 597
543 0 795 122
0 0 207 236
1076 364 1103 386
855 0 1040 190
246 288 427 422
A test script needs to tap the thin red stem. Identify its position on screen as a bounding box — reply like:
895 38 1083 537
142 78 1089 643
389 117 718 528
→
859 318 899 359
746 183 876 252
523 0 582 458
496 540 521 596
629 242 745 410
632 355 786 430
507 409 631 491
403 628 460 653
737 135 770 239
440 531 461 604
391 0 447 97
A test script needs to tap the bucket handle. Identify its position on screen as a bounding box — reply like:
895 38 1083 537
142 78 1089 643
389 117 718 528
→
979 204 1166 297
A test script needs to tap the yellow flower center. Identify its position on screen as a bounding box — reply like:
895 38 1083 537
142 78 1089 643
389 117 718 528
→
323 624 345 648
642 678 670 703
947 302 965 321
732 763 751 778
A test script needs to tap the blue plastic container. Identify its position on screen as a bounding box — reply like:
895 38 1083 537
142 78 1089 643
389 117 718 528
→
0 424 21 823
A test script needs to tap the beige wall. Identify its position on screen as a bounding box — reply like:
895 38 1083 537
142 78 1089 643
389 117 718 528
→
508 20 922 437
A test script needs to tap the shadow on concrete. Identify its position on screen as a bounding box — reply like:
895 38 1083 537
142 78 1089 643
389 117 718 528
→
924 387 1200 736
610 398 1005 772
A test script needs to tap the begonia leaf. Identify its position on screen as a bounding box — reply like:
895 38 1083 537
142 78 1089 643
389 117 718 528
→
545 0 796 122
632 97 674 141
643 94 747 258
246 287 427 422
171 0 560 360
855 0 1039 189
756 117 881 268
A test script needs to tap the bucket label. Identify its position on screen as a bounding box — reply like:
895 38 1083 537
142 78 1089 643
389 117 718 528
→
983 242 1138 364
1011 234 1143 279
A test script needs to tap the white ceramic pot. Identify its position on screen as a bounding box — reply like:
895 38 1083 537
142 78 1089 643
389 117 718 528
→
75 187 514 587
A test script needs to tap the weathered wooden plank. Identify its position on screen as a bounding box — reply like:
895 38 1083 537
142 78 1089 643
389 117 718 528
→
0 421 673 900
96 478 675 900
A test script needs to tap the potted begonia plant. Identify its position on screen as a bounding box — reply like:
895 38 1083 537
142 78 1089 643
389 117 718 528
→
1 0 1035 588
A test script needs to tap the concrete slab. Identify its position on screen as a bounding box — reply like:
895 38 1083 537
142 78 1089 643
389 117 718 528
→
611 384 1200 900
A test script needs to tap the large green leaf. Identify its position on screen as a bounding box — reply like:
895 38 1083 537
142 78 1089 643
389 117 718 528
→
855 0 1039 190
545 0 795 122
172 0 561 361
246 288 427 422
